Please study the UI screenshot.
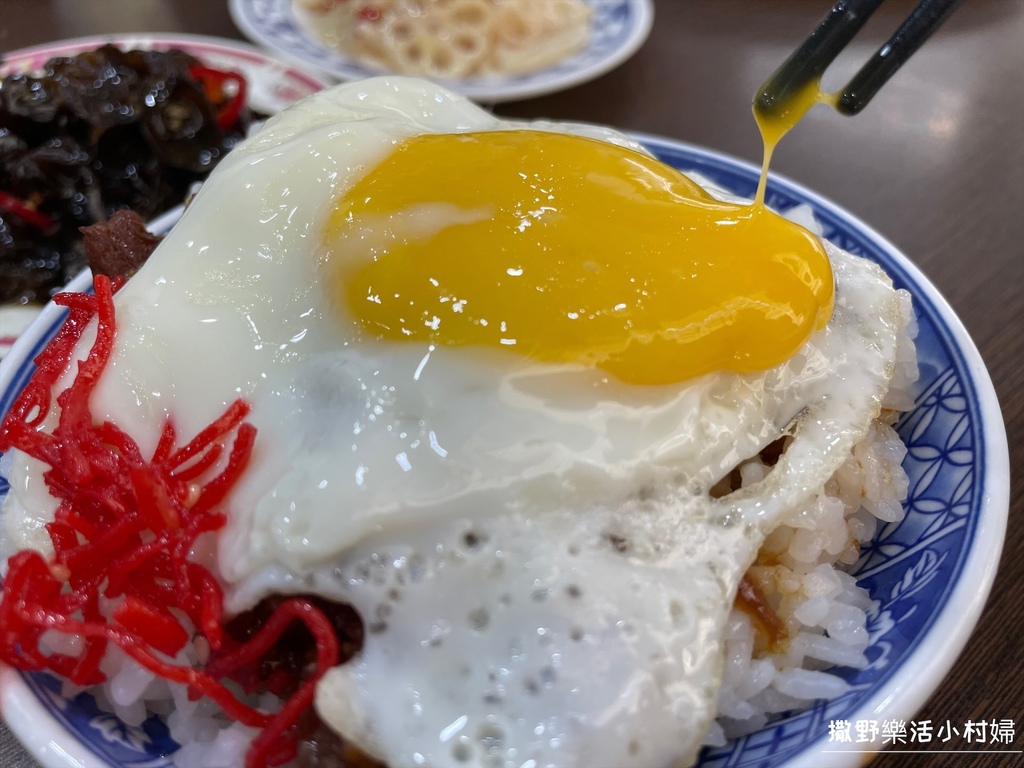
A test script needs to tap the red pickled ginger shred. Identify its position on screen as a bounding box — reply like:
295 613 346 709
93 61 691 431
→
0 275 340 768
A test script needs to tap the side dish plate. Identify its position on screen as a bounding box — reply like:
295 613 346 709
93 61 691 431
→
228 0 655 102
0 33 330 358
0 138 1009 768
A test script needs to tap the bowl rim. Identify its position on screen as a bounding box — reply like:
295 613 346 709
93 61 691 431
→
0 136 1009 768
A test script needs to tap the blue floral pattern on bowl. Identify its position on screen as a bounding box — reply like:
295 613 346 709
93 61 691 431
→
227 0 654 102
0 138 1005 768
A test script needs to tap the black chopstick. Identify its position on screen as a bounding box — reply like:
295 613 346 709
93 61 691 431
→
754 0 885 118
837 0 966 114
755 0 965 119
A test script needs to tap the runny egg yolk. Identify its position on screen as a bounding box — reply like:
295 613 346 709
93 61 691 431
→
325 130 833 385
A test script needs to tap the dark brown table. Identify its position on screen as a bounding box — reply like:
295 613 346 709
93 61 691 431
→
1 1 1021 766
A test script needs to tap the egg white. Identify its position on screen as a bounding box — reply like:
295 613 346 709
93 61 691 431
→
1 78 906 768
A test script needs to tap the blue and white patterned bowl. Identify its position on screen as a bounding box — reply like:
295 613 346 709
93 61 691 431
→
228 0 654 102
0 137 1009 768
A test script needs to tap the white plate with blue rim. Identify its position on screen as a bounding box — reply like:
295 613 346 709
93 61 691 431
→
228 0 655 102
0 136 1009 767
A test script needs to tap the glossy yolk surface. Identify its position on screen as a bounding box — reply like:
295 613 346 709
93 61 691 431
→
325 131 833 385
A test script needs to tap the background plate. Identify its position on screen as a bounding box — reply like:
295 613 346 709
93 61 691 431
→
228 0 654 102
0 33 329 359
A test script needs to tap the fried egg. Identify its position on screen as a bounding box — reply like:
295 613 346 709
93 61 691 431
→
1 78 904 768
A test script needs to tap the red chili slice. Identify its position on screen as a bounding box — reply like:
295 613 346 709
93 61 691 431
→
188 65 249 131
0 190 57 232
358 5 382 21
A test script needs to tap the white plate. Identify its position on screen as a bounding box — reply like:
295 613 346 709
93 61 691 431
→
228 0 654 102
0 33 330 359
0 34 330 112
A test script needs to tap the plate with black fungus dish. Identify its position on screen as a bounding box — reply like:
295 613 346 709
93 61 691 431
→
0 33 330 356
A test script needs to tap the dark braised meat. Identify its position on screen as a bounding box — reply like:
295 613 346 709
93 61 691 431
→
295 708 388 768
81 209 162 280
217 595 366 700
0 44 260 304
213 595 385 767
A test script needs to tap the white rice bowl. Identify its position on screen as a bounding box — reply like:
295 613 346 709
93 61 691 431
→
87 293 921 764
0 137 1008 768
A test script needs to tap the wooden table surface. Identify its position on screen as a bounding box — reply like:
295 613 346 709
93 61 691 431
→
1 1 1021 766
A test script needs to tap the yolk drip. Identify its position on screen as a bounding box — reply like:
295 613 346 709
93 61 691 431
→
325 131 833 385
753 78 838 205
